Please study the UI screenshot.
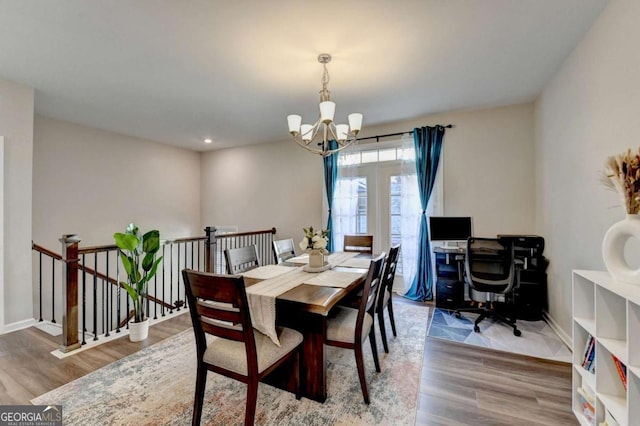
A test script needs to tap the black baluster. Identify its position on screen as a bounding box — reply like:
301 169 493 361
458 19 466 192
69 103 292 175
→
105 251 110 337
169 244 173 314
93 253 98 341
38 253 43 322
116 257 121 333
153 272 158 320
162 245 166 317
82 254 86 345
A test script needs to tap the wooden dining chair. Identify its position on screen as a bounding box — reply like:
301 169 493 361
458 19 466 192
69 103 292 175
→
224 245 260 274
343 235 374 254
272 238 295 264
376 245 400 353
182 269 303 426
325 253 385 404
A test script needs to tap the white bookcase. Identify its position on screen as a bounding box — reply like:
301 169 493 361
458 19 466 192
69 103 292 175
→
572 270 640 426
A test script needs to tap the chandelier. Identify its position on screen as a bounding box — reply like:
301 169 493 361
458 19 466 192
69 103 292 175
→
287 53 363 157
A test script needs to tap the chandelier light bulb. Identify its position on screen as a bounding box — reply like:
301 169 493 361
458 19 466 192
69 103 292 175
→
301 124 313 141
336 124 349 141
348 113 363 133
287 114 302 134
319 101 336 124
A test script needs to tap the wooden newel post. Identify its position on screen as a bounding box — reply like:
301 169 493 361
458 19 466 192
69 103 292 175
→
204 226 218 273
60 234 82 353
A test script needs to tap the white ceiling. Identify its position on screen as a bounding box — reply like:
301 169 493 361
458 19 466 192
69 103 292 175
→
0 0 608 151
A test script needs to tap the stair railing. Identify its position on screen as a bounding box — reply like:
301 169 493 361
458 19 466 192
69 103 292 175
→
32 226 277 352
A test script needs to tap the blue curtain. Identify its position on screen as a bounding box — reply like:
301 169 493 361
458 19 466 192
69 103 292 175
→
323 140 339 252
404 126 445 301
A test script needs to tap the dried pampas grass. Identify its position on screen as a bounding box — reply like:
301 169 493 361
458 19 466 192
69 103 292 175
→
604 147 640 214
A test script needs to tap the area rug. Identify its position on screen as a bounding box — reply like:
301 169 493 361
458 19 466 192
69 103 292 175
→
427 308 571 363
32 304 429 425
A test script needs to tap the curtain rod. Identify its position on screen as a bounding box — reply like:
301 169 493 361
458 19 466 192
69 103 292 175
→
356 124 454 143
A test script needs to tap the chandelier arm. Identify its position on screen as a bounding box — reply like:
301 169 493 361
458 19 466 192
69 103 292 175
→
327 122 339 142
309 118 322 142
293 135 319 151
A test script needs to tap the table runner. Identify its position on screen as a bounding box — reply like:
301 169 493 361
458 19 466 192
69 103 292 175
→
240 264 297 280
336 257 372 269
245 266 365 346
287 251 360 267
303 269 364 288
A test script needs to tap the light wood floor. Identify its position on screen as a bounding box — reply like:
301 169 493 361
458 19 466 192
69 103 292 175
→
0 299 576 425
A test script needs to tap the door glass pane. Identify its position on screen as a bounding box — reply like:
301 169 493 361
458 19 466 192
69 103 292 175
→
390 175 403 273
356 178 367 234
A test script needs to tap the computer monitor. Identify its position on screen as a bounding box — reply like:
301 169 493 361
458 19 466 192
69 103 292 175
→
429 216 473 248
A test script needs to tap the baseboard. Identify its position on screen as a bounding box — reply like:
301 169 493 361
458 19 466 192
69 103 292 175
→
1 317 37 335
543 311 572 351
50 309 190 359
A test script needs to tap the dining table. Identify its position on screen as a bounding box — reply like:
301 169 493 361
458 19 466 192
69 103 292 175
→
240 252 373 403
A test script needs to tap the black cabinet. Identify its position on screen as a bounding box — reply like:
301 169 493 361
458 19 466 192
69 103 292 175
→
434 250 465 310
435 279 464 309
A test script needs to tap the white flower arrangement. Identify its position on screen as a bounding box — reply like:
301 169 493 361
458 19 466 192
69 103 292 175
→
299 226 329 254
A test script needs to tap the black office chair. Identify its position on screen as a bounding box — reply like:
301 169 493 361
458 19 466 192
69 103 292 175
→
455 237 521 337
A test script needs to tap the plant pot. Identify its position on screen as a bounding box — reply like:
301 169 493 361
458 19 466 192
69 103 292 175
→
129 318 149 342
602 214 640 284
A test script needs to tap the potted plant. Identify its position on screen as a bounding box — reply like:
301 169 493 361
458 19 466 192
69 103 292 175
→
114 223 163 341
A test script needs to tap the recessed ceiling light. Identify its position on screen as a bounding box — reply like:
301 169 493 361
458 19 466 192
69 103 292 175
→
204 138 213 144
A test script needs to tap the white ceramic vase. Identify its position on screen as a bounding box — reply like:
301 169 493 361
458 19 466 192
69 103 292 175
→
129 318 150 342
602 214 640 284
309 250 324 268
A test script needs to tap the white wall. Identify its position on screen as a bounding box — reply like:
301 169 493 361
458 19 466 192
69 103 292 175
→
200 139 323 246
33 115 201 249
0 77 34 329
361 103 535 237
535 0 640 336
201 103 535 251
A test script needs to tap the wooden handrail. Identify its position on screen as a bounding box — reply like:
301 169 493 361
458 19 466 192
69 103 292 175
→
32 242 63 260
33 242 176 311
214 227 276 239
79 236 208 254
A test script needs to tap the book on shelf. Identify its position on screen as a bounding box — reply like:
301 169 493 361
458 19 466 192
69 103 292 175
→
598 409 621 426
605 409 620 426
612 355 627 391
577 385 595 423
577 385 595 406
582 336 596 373
581 335 593 364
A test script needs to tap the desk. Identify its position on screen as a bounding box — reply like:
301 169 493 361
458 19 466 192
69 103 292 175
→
243 263 368 402
433 243 548 319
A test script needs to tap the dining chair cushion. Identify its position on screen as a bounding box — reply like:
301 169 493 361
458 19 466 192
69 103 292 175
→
326 306 373 344
203 327 303 376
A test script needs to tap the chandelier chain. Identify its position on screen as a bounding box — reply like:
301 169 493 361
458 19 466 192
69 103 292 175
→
320 63 330 102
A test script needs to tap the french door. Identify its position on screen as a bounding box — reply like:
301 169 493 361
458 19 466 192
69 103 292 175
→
340 162 402 261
